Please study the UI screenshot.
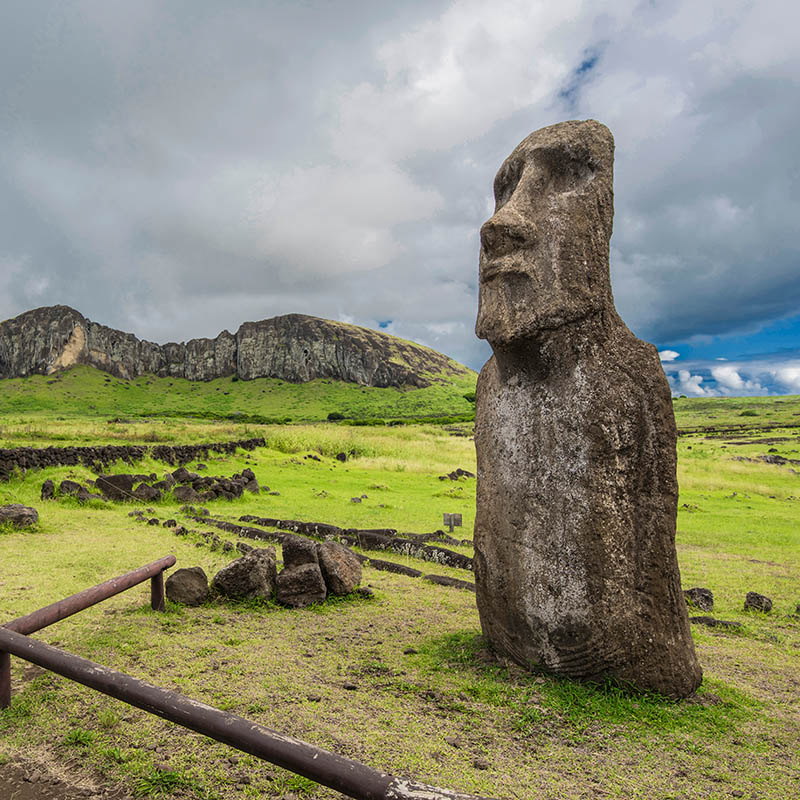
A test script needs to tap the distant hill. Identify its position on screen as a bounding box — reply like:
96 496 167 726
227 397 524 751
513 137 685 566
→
0 305 472 388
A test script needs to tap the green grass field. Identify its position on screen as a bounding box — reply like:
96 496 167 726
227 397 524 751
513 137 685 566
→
0 381 798 799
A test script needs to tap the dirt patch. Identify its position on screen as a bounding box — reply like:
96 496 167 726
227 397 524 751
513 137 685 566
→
0 758 131 800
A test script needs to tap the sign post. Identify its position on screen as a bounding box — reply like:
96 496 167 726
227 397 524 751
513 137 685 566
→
442 513 463 534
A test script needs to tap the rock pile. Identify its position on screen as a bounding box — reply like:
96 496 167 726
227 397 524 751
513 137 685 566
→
40 466 262 504
166 539 363 610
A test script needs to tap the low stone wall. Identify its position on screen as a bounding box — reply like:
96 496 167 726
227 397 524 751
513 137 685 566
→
0 438 266 482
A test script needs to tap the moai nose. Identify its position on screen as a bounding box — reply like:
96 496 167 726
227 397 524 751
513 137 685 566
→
480 212 534 260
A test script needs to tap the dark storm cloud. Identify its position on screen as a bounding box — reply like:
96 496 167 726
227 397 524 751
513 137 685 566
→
0 0 797 383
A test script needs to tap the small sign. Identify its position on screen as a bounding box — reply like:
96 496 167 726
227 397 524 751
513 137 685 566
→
443 513 463 532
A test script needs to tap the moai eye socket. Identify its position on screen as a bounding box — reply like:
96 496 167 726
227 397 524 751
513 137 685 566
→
493 158 524 211
535 146 596 194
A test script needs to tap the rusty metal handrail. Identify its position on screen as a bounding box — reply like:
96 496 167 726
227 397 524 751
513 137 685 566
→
0 555 175 708
0 630 495 800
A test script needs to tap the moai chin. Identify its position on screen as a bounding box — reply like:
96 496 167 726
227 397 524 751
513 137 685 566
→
474 120 702 698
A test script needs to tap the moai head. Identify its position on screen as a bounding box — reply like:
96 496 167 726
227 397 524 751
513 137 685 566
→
475 120 616 347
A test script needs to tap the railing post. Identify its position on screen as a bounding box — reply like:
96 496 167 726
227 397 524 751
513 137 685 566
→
0 651 10 709
150 572 166 612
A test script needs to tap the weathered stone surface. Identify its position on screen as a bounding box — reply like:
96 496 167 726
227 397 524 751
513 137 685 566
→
132 483 162 502
59 479 82 495
96 474 135 501
276 562 327 608
684 587 714 612
211 548 277 601
0 305 470 387
173 485 201 503
744 592 772 613
281 534 319 570
0 504 38 528
166 567 209 606
473 120 702 698
317 541 362 595
40 479 55 500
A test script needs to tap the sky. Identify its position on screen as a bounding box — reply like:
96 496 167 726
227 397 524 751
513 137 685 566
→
0 0 798 395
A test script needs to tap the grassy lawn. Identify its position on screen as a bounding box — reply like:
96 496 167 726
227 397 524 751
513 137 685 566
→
0 392 798 799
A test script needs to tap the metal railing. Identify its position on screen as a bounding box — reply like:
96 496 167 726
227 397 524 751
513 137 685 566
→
0 558 497 800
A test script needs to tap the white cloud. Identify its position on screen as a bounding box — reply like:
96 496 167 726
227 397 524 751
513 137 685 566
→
658 349 679 362
672 369 710 397
710 364 768 396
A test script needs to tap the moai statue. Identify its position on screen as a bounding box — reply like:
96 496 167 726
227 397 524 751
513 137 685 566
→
473 120 702 698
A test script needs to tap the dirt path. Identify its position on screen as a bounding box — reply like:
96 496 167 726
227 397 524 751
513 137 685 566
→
0 759 131 800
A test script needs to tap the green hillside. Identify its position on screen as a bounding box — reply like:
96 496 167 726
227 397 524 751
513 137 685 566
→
0 364 478 424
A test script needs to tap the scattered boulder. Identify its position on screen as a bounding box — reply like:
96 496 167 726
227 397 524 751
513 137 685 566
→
744 592 772 613
0 504 38 528
166 567 209 606
684 587 714 612
335 452 347 462
212 548 277 601
75 486 104 503
96 473 135 501
282 534 319 570
40 479 55 500
59 479 82 495
318 541 362 595
173 485 201 503
276 562 327 608
133 484 162 502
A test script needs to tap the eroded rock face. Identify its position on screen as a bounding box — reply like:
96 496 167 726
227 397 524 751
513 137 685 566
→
317 541 362 595
211 548 277 601
473 120 701 698
276 562 327 608
0 306 469 387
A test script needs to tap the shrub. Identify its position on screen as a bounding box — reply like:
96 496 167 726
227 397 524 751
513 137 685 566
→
327 411 345 421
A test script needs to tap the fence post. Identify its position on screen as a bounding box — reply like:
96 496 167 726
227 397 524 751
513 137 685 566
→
0 651 10 709
150 573 166 613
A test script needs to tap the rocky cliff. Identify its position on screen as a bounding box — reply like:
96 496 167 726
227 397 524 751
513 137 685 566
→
0 306 469 387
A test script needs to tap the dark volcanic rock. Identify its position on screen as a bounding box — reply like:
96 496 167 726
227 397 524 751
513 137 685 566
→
744 592 772 613
281 534 319 570
473 120 701 698
0 305 471 387
132 483 162 502
59 479 82 495
317 541 362 595
166 567 209 606
367 559 423 578
40 479 55 500
0 504 38 528
423 574 476 592
212 548 277 601
684 587 714 612
276 562 327 608
690 616 743 630
173 485 201 503
96 474 135 501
